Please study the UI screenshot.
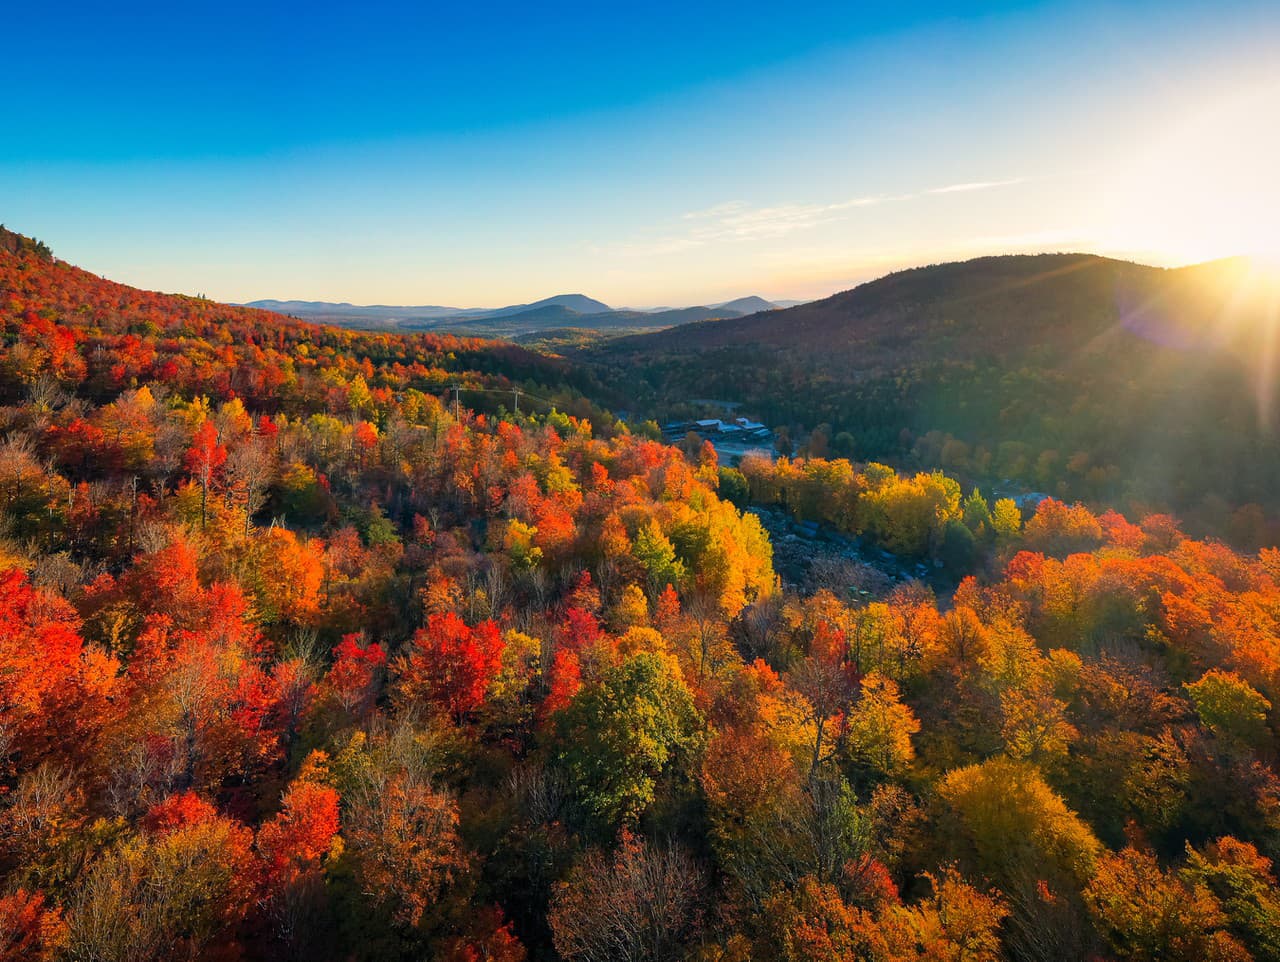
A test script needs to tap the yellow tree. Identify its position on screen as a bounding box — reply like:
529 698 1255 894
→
845 673 920 778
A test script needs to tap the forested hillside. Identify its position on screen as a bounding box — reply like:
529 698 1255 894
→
4 237 1280 962
589 254 1280 535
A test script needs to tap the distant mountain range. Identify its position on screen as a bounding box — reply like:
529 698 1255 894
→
243 293 611 324
242 292 791 336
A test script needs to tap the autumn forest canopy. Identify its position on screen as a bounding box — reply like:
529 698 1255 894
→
6 229 1280 962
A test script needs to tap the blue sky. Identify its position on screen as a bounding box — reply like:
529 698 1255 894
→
4 1 1278 306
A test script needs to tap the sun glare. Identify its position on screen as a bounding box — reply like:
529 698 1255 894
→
1247 252 1280 282
1098 78 1280 268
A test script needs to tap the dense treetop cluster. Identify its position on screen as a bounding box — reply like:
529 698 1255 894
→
3 244 1280 961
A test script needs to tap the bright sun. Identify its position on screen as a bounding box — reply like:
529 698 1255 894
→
1098 77 1280 268
1248 252 1280 281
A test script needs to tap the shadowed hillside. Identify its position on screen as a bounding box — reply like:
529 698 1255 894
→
589 253 1280 529
603 253 1261 361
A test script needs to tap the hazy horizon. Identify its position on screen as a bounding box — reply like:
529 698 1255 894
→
231 248 1252 315
4 0 1278 307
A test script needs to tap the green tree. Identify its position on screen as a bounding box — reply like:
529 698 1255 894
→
940 519 977 573
717 466 750 507
1185 670 1272 751
632 519 687 591
962 488 993 536
1183 837 1280 961
553 652 701 827
992 498 1022 539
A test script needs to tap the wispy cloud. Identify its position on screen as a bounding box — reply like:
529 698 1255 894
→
611 177 1029 257
926 176 1028 195
682 201 751 220
694 202 845 239
613 200 861 256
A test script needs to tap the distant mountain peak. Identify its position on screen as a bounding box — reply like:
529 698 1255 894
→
493 293 612 316
713 295 777 314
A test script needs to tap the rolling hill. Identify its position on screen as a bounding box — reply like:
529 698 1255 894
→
482 293 611 317
713 295 779 314
588 252 1280 524
602 253 1250 359
0 229 609 416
